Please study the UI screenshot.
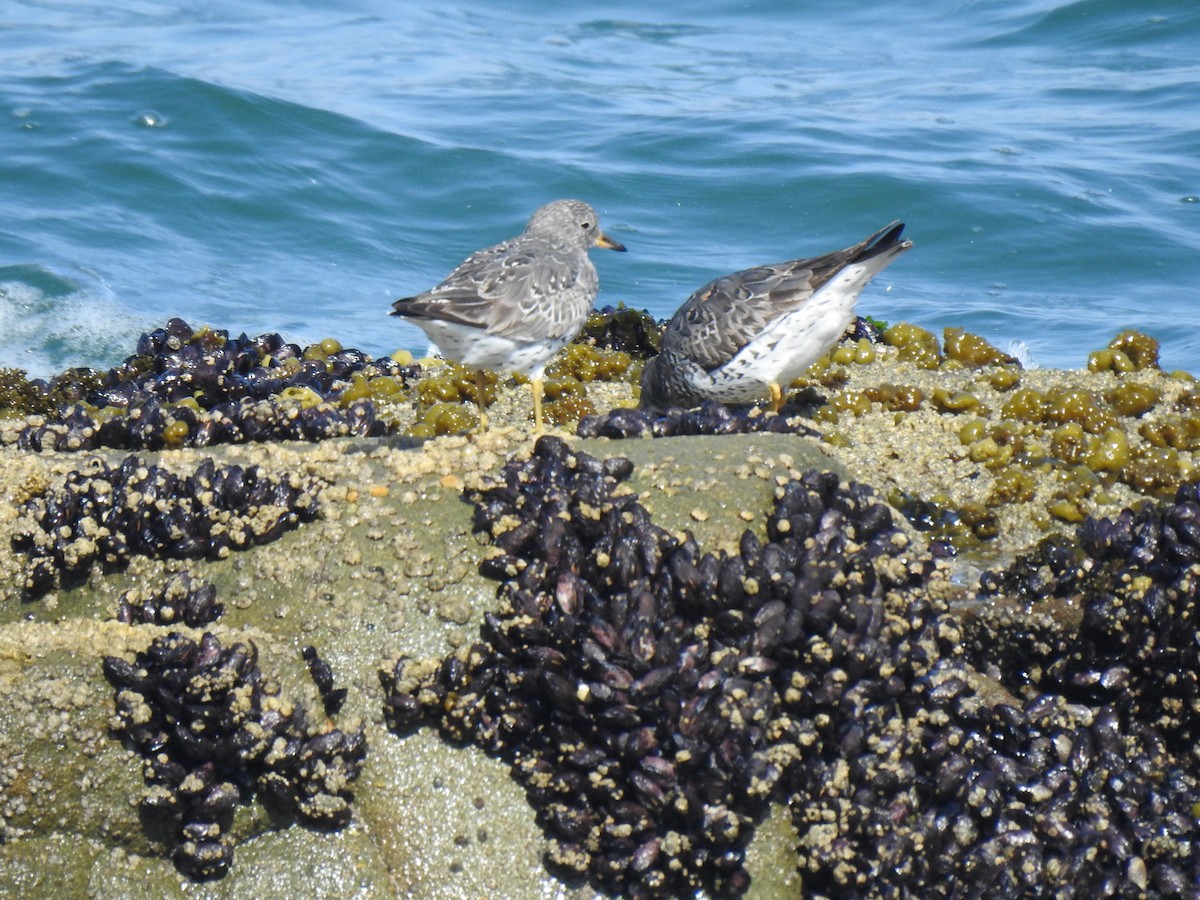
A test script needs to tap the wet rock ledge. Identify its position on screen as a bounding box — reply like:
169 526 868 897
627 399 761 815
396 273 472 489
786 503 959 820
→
1 314 1198 898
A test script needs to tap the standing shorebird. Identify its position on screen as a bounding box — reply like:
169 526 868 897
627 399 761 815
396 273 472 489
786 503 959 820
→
391 199 626 434
639 221 912 412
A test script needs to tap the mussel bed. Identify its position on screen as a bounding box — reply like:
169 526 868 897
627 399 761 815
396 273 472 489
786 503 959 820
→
103 630 367 880
8 317 414 451
11 455 323 596
382 436 1200 897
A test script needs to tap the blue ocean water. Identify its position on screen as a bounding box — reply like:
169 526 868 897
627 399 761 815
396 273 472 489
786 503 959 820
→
2 1 1198 377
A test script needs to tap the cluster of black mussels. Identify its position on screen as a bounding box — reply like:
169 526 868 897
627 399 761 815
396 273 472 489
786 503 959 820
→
792 687 1198 896
576 304 663 358
115 571 224 628
381 437 927 895
976 481 1200 764
382 437 1200 897
12 455 322 596
13 318 414 451
103 631 366 880
577 400 819 440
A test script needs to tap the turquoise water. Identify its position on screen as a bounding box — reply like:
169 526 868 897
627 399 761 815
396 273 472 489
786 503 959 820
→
2 0 1198 377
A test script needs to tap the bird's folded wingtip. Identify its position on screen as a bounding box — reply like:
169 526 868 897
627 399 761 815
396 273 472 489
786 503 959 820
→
867 221 910 253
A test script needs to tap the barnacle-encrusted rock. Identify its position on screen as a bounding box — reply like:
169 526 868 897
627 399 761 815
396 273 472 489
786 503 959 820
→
7 314 1200 896
103 630 366 879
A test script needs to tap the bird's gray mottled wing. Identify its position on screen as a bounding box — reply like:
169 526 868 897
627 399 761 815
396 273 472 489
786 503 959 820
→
393 238 593 343
663 263 818 371
662 221 906 371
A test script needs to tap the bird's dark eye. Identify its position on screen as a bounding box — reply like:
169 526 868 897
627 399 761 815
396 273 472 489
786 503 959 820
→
581 222 592 230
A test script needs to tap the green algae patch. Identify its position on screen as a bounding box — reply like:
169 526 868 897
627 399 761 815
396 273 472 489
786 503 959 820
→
0 833 107 899
356 729 559 898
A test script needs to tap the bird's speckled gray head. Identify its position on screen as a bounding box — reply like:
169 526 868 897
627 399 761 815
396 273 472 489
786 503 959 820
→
525 199 626 253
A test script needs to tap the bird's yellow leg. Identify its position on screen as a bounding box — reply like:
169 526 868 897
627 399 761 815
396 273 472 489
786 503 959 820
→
475 369 489 432
532 377 545 436
769 381 783 413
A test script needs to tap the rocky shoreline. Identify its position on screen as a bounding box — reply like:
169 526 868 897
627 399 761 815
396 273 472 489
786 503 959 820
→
1 317 1198 897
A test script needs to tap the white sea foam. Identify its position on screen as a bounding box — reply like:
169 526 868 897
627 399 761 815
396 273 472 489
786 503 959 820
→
0 266 152 378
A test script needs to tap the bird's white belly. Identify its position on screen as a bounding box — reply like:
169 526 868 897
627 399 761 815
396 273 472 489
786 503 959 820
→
720 266 866 388
414 319 568 379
